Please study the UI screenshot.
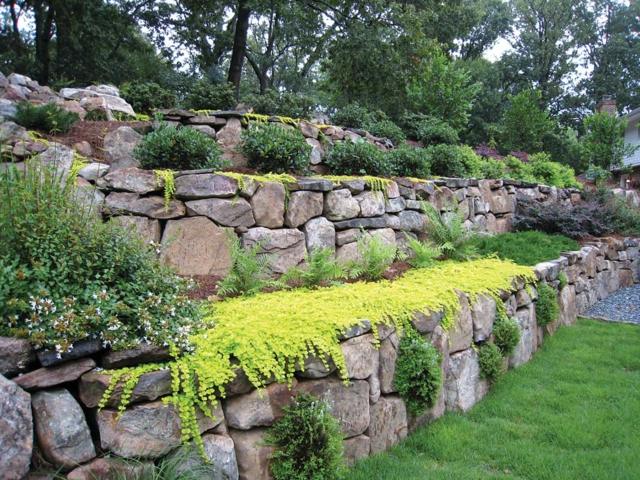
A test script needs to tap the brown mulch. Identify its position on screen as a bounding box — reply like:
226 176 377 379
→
47 120 151 162
185 275 223 300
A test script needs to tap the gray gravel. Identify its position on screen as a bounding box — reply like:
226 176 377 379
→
585 284 640 324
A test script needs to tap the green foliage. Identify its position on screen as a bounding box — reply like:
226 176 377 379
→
581 112 637 170
348 233 397 281
0 161 200 353
243 90 315 119
281 248 346 288
12 102 79 134
426 144 482 178
266 394 344 480
217 234 272 298
395 329 443 416
502 155 537 183
492 313 521 356
477 342 504 381
120 82 176 114
584 164 612 187
536 282 560 327
407 48 480 131
325 140 392 177
241 123 311 173
500 90 555 153
527 153 581 188
422 203 477 261
330 103 380 129
387 146 431 178
184 80 236 111
402 114 460 145
404 235 442 268
114 448 218 480
363 118 406 146
134 123 224 171
479 157 507 179
558 271 568 290
470 231 579 266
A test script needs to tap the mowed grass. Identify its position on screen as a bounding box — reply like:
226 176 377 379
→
350 319 640 480
471 231 580 266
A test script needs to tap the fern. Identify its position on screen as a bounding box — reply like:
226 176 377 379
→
404 234 442 268
421 202 477 261
281 248 347 288
348 232 397 281
217 233 274 298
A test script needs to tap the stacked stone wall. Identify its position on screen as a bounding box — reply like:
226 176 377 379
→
1 238 638 479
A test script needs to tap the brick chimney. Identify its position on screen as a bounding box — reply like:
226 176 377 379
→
596 95 617 115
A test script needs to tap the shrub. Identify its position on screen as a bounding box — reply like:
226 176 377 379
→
184 80 236 111
134 123 224 170
394 329 443 416
0 162 200 354
218 234 273 298
422 203 477 261
401 113 459 145
558 271 569 290
387 145 430 178
13 102 79 133
325 139 391 176
281 248 346 288
241 123 311 173
331 103 379 128
426 144 482 178
120 82 176 114
582 112 638 170
470 231 579 266
584 164 612 187
536 282 560 327
493 313 520 356
478 342 504 381
243 90 315 119
363 118 406 146
266 393 344 480
479 157 506 179
348 233 397 281
527 152 580 189
404 234 441 268
502 155 537 183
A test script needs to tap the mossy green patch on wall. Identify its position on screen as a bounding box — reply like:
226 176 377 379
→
104 258 535 454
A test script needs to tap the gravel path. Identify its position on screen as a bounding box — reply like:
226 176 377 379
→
585 284 640 324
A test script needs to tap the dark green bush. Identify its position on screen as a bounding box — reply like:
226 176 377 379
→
243 90 315 119
241 123 311 173
493 313 520 356
266 393 344 480
364 118 406 146
134 123 224 170
325 140 391 176
330 103 376 128
0 162 200 354
426 144 479 178
184 80 236 111
394 329 443 416
388 145 430 178
401 114 459 145
536 282 560 327
478 342 504 381
13 102 79 133
479 157 506 179
120 82 176 114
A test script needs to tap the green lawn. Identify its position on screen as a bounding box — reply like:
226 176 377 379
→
471 231 580 266
350 319 640 480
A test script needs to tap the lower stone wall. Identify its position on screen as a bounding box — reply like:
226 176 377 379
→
1 238 637 480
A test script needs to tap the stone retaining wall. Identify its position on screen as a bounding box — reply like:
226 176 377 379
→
73 163 583 277
1 238 638 479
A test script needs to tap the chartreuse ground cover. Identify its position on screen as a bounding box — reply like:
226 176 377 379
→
102 258 535 453
350 318 640 480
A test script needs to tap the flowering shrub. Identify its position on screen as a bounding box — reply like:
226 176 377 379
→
0 161 201 355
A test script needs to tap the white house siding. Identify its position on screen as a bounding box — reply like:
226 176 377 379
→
624 112 640 168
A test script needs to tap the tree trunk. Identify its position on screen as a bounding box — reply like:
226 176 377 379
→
227 0 251 99
33 1 55 84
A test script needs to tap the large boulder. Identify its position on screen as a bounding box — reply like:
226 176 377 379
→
32 389 96 469
105 192 185 219
295 378 369 438
228 428 273 480
448 292 473 353
444 349 488 412
0 375 32 479
186 198 255 228
160 217 232 276
110 216 161 244
251 182 286 228
368 396 408 454
471 294 497 342
103 126 142 170
99 167 159 194
285 191 323 228
379 332 399 394
341 334 379 380
324 189 360 221
78 368 172 408
0 336 35 376
303 216 335 252
169 434 239 480
354 191 386 217
217 118 247 168
67 458 152 480
15 358 95 391
223 382 296 430
175 174 238 199
343 435 370 466
242 228 306 274
509 305 537 368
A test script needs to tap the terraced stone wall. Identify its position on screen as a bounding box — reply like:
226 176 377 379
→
1 238 638 480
